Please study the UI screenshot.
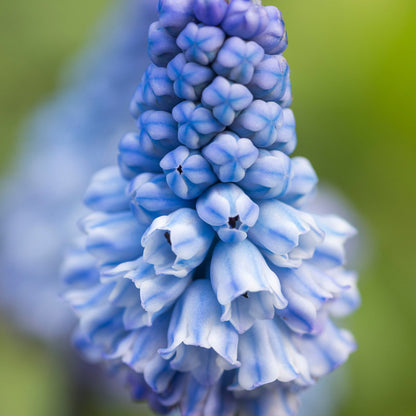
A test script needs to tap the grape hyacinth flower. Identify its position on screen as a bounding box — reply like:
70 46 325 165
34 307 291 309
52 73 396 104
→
63 1 360 415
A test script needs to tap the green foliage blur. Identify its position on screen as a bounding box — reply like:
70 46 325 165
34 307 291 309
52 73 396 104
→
0 0 415 415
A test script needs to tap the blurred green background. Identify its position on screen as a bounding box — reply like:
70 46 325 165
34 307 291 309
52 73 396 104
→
0 0 415 415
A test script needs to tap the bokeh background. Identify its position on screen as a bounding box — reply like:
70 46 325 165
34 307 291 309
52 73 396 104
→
0 0 415 415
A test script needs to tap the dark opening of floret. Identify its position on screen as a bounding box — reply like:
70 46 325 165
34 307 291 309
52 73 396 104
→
228 215 241 229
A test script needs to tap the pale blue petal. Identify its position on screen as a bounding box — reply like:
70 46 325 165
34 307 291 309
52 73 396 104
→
248 199 324 268
294 320 357 378
237 318 312 390
211 239 287 333
84 166 129 213
142 209 215 277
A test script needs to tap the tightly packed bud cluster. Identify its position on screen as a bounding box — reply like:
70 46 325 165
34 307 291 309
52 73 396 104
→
63 1 360 415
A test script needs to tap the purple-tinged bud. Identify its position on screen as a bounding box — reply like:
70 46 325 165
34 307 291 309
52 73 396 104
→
221 0 269 40
148 21 180 67
193 0 228 26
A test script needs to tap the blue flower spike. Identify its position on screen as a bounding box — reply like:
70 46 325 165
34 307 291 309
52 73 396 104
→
63 1 360 415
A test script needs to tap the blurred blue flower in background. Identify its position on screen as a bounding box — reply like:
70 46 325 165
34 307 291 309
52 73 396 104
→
0 0 156 339
62 1 360 415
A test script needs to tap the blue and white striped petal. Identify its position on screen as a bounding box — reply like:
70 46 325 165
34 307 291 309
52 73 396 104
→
248 200 324 268
294 320 357 379
126 257 193 320
273 264 354 335
309 214 357 269
141 208 215 277
159 280 240 385
236 318 312 390
80 211 146 266
238 149 291 200
237 385 298 416
84 166 129 213
211 239 287 333
128 173 192 223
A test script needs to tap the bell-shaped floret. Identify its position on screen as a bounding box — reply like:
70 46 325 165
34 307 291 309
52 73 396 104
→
294 320 357 379
196 183 259 243
273 264 355 335
252 6 288 55
231 100 284 147
237 384 298 416
148 21 181 67
238 149 291 200
280 157 318 208
267 108 297 155
159 280 240 385
327 271 361 317
84 166 129 213
213 37 264 85
167 53 215 101
130 65 180 115
61 244 99 289
211 239 287 333
236 318 312 390
177 22 225 65
173 101 224 149
248 199 324 268
119 110 178 179
221 0 269 40
158 0 194 36
118 132 163 179
309 215 357 269
125 257 193 324
128 173 192 223
80 211 146 265
160 146 217 199
202 132 258 183
239 151 317 204
142 208 215 277
193 0 228 26
122 314 176 391
179 373 237 416
76 304 127 356
202 77 253 126
248 55 291 106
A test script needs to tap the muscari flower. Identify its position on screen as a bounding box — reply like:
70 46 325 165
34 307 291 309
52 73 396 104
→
63 1 360 415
